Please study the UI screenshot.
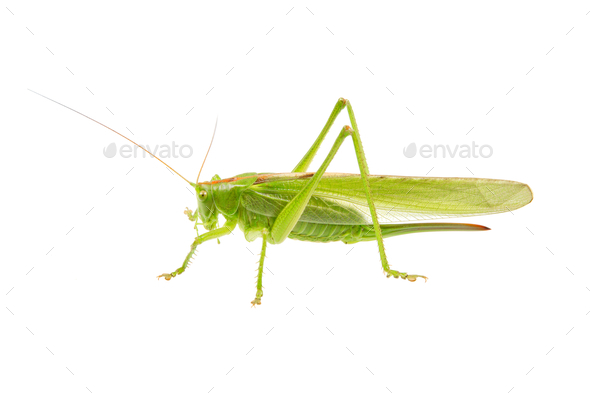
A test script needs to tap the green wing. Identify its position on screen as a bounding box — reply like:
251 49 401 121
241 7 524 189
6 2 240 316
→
240 173 533 225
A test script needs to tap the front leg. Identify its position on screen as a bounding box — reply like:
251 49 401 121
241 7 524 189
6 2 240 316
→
158 219 237 280
184 207 198 222
184 207 200 231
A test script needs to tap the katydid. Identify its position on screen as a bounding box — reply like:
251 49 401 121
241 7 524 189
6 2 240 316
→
30 92 533 306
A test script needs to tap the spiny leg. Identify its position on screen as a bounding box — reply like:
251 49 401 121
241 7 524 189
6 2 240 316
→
157 219 237 280
272 98 426 281
158 239 199 281
251 228 269 307
292 98 347 172
270 126 353 244
344 100 426 282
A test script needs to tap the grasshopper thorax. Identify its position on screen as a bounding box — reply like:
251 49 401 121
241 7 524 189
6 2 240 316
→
195 173 259 230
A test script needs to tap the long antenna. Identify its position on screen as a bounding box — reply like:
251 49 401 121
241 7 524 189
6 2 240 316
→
29 89 193 185
197 116 217 183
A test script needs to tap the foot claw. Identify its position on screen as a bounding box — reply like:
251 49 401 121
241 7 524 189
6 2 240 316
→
250 298 262 307
385 270 427 282
250 289 263 307
406 274 428 283
157 272 177 281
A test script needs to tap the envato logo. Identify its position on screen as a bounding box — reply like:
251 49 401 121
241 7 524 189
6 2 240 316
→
403 142 493 159
103 142 193 158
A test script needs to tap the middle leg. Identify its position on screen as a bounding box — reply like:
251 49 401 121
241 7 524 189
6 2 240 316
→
251 228 269 307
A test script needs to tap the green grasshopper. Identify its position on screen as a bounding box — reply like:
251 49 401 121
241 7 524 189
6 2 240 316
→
31 93 533 306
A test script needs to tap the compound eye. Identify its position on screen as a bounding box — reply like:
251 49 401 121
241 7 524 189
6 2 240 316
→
199 190 207 199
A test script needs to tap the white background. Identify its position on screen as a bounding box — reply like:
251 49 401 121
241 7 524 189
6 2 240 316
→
1 1 589 392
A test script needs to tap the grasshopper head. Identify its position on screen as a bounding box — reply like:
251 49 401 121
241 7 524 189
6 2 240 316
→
195 181 219 230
